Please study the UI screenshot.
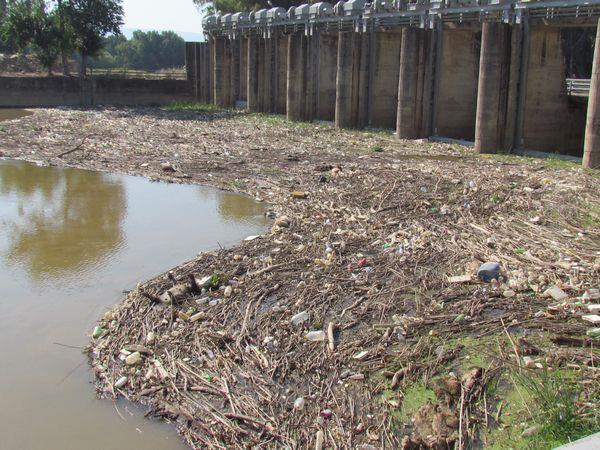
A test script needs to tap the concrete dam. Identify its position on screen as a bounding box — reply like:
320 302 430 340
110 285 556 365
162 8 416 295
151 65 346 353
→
185 0 600 168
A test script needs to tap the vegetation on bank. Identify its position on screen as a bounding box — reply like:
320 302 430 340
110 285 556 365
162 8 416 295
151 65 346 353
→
1 0 123 75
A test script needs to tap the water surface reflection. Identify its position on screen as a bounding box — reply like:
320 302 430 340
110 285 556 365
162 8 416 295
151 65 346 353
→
0 160 268 450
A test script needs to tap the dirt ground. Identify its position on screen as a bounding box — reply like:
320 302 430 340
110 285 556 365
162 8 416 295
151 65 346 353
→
1 107 598 449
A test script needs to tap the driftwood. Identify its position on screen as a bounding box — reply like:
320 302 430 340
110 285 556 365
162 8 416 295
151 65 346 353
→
56 135 91 158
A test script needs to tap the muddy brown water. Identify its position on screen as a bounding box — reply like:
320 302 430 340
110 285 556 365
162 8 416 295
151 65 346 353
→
0 159 268 449
0 108 33 122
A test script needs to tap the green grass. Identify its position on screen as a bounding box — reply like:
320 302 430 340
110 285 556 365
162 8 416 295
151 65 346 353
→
579 198 600 228
165 102 228 114
481 357 599 449
230 180 247 190
397 382 436 421
244 112 322 129
513 370 599 448
371 145 384 153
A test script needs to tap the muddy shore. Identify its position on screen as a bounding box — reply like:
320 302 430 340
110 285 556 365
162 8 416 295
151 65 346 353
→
1 107 598 449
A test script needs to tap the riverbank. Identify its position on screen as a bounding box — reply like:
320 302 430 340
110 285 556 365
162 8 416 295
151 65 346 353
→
1 106 599 449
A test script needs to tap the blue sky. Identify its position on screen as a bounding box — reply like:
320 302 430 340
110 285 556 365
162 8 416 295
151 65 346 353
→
122 0 205 34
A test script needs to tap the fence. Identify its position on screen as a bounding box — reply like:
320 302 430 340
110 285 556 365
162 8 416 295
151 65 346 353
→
566 78 591 97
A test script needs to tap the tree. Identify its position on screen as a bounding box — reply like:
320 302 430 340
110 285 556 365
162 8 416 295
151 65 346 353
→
56 0 73 75
29 6 62 75
1 0 61 74
63 0 123 76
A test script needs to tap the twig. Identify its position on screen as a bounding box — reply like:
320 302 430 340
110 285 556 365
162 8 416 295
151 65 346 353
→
56 135 91 158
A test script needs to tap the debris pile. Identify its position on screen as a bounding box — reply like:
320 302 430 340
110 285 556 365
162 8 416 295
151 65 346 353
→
1 108 598 448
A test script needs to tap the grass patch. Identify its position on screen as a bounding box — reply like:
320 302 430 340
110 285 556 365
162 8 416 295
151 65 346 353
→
579 198 600 228
165 102 227 114
513 370 599 448
483 365 599 449
371 145 384 153
230 180 247 190
398 382 436 421
263 167 284 176
244 113 322 129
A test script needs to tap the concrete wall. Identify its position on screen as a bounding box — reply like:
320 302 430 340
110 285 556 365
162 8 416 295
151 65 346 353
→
0 76 192 107
276 34 287 114
522 27 587 155
240 37 248 101
316 33 338 121
435 29 480 140
371 31 402 129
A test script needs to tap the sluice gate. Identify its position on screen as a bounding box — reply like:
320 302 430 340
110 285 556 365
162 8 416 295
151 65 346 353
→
186 0 600 168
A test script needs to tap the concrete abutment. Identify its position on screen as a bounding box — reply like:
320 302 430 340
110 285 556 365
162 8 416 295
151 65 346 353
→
191 10 599 167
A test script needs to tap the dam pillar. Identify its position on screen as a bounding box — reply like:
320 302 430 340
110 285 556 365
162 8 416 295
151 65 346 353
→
336 31 362 129
287 32 307 121
194 42 202 102
584 19 600 168
475 22 511 154
203 41 213 103
397 27 428 139
213 36 231 107
230 38 240 106
261 37 275 113
275 32 287 114
247 36 259 112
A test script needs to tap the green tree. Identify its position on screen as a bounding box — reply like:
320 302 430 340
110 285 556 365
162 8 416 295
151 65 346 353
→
63 0 124 76
30 6 62 75
89 30 186 71
56 0 74 75
1 0 61 74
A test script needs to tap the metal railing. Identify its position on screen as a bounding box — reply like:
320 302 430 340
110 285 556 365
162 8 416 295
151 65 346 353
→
86 67 187 80
566 78 591 97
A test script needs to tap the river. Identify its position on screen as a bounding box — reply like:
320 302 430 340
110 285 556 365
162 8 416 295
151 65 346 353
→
0 155 267 449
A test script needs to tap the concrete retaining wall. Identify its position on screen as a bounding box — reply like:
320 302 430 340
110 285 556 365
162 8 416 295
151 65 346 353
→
0 76 192 108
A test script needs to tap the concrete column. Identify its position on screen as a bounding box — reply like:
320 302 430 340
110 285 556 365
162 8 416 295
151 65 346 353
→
357 31 371 128
247 36 259 111
194 43 201 102
336 31 361 129
209 37 215 104
397 27 428 139
287 32 307 121
257 38 267 112
185 42 195 87
213 37 231 107
262 38 274 113
230 39 240 106
202 42 212 103
475 22 511 154
275 33 288 114
583 19 600 168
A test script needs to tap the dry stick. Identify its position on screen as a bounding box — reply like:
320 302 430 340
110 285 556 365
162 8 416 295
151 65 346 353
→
458 385 468 450
56 135 91 158
327 322 336 352
501 318 521 369
53 341 85 350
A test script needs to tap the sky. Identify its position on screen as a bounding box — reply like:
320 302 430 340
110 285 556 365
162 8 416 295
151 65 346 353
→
122 0 205 37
